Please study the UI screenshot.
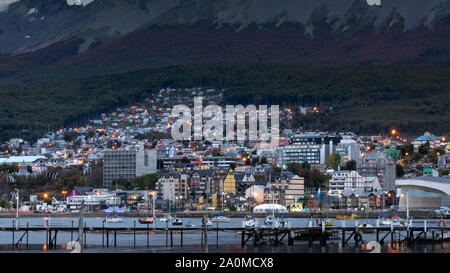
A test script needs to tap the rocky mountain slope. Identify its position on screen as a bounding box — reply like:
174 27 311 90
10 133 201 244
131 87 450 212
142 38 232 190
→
0 0 449 83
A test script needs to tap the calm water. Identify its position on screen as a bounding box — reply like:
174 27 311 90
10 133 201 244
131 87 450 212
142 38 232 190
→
0 217 447 253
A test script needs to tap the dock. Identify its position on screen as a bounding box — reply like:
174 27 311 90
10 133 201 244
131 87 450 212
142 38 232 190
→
2 220 448 250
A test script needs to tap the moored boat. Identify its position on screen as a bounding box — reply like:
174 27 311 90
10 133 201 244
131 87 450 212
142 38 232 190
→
381 216 405 227
211 213 230 222
106 216 122 223
359 223 376 233
138 217 154 224
243 215 256 228
172 218 183 226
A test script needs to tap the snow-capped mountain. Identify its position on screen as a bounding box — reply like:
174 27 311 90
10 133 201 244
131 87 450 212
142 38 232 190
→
0 0 449 83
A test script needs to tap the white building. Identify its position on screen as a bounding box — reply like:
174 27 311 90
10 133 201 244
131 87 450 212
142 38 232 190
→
0 156 48 174
328 170 381 197
245 185 265 203
66 190 120 210
156 172 190 203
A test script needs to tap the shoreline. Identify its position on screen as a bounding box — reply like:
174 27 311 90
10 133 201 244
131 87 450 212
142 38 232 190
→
0 211 446 219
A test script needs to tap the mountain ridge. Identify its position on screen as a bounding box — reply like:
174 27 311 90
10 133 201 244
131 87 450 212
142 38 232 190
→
0 0 449 84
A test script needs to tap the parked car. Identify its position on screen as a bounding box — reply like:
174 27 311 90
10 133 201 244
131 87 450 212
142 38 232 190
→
435 207 450 214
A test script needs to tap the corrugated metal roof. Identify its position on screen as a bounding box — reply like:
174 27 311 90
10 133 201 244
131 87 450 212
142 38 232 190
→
3 156 46 164
413 175 450 184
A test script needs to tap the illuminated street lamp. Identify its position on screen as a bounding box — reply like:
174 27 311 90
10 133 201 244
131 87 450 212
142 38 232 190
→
62 190 68 201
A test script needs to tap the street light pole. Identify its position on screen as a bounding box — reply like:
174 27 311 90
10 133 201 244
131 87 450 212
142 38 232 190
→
15 188 19 229
152 191 156 228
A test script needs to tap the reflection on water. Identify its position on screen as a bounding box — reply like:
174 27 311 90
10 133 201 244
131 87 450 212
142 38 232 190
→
0 241 448 253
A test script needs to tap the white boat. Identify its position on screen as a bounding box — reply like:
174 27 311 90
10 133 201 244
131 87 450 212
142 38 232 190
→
106 216 122 223
206 219 213 226
359 223 376 233
211 214 230 222
243 216 256 228
160 215 174 222
381 217 405 227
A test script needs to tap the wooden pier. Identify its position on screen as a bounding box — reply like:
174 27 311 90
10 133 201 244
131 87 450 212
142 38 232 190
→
1 221 448 250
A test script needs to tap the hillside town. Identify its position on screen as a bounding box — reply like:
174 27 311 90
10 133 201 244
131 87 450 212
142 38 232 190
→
0 87 449 215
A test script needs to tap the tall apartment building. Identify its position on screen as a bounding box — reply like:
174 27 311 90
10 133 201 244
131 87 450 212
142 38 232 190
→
357 151 396 192
103 147 157 188
277 134 341 168
335 135 361 164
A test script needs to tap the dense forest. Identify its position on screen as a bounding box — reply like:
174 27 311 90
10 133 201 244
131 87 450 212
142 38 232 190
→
0 63 449 142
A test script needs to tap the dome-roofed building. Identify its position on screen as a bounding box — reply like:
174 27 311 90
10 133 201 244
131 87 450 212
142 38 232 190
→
396 176 450 209
253 204 287 213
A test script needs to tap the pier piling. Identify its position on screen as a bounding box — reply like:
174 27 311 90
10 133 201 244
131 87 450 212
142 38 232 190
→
84 222 87 248
146 223 149 247
26 222 29 249
12 220 15 249
102 221 105 247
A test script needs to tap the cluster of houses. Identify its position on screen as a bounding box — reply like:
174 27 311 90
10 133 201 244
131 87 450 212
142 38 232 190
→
0 85 449 211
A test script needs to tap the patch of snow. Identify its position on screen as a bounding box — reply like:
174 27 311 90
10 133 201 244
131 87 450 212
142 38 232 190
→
66 0 95 6
0 0 19 13
27 8 38 15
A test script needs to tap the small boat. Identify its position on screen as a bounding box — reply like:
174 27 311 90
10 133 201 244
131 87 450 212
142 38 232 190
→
243 216 256 228
325 219 333 226
264 213 275 226
138 217 154 224
359 223 376 233
172 218 183 226
211 213 230 222
381 216 405 227
206 218 213 226
106 216 122 223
